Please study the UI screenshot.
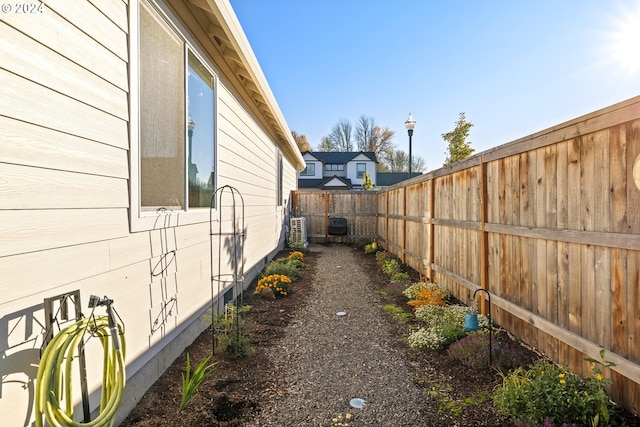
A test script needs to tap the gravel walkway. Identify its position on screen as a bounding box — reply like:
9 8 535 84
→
246 245 430 426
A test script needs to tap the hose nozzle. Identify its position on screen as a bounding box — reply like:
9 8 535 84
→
88 295 121 350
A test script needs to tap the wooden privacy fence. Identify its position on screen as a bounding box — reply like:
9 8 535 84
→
293 95 640 415
290 190 377 243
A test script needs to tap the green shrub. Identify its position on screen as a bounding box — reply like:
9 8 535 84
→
381 258 401 276
409 305 488 351
364 242 378 254
262 258 301 281
287 240 308 252
213 305 254 358
493 357 613 426
390 271 410 282
375 250 390 264
222 332 255 359
382 304 413 321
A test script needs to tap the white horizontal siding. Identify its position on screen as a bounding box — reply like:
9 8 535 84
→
47 0 128 61
0 208 130 257
88 0 129 33
0 117 128 178
0 21 128 120
1 4 128 90
0 163 128 210
0 69 128 149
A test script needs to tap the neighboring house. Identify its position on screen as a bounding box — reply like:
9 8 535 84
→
377 172 423 188
298 151 377 190
0 1 304 425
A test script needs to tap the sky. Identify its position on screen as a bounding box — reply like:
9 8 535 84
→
229 0 640 170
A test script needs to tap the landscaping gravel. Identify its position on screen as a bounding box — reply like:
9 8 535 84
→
245 244 431 426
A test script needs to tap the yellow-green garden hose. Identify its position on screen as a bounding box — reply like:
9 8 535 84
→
36 316 126 427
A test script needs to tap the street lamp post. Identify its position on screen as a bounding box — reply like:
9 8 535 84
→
404 113 416 179
187 115 197 185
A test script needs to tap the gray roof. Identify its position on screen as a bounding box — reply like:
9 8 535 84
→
298 175 353 189
303 151 377 164
376 172 422 186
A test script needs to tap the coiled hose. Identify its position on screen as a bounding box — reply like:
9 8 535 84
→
36 316 126 427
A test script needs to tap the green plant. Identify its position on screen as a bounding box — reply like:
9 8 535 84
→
493 358 615 426
262 258 301 281
364 241 378 254
383 304 413 322
223 332 255 359
213 304 254 358
409 305 488 350
287 240 308 251
390 271 410 282
255 274 292 297
381 258 401 276
179 353 217 411
375 250 390 264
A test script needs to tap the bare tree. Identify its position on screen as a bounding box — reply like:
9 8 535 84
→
355 115 375 150
355 115 397 170
384 150 427 173
291 131 312 152
317 136 334 152
326 118 353 151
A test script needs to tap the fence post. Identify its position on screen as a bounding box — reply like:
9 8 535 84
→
385 191 389 248
479 155 489 315
429 177 435 282
324 191 329 242
402 186 407 263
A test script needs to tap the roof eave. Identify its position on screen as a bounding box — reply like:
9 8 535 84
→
175 0 305 170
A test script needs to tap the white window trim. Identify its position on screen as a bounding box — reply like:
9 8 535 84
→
129 0 219 232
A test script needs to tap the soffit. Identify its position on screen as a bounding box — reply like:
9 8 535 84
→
167 0 305 170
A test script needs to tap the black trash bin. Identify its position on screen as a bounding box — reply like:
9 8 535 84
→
328 217 348 236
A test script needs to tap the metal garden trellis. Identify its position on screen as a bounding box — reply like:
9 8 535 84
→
209 185 245 355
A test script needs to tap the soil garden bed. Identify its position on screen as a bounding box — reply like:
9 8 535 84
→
121 244 640 427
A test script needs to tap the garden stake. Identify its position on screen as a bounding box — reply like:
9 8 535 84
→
472 288 492 367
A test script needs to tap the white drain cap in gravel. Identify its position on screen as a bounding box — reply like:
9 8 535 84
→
336 311 347 316
349 398 365 408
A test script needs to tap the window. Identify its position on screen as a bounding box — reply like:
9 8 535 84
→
300 163 315 176
187 51 215 208
138 1 215 213
356 163 366 179
324 164 344 171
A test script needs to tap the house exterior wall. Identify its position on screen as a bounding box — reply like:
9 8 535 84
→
299 154 323 179
345 156 377 187
0 1 301 425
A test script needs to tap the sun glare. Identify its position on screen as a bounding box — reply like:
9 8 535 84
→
608 6 640 73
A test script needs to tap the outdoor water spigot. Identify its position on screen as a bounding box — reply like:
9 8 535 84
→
88 295 113 309
88 295 121 350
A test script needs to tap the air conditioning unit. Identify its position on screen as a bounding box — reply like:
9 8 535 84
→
290 217 307 246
